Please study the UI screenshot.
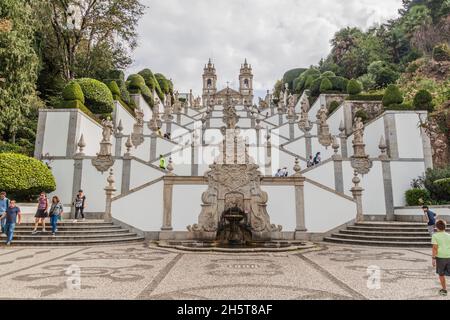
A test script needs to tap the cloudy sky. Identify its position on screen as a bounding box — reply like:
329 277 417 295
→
127 0 403 99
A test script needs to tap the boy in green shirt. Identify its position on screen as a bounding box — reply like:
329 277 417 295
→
432 220 450 296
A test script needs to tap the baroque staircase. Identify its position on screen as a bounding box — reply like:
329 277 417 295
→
324 222 433 247
1 221 144 246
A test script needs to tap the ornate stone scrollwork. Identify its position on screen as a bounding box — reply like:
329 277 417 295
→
131 107 144 147
350 117 373 175
92 118 115 173
317 106 332 147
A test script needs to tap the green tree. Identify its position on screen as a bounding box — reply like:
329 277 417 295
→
367 61 400 88
0 0 40 144
413 89 434 112
383 84 404 106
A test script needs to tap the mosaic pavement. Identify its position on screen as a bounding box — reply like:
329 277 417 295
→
0 242 447 300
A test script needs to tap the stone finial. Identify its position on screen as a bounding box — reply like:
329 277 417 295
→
332 136 340 155
293 158 302 176
378 135 388 160
351 170 364 222
107 168 115 188
167 157 174 175
77 134 86 155
255 118 262 130
117 120 123 134
125 136 133 155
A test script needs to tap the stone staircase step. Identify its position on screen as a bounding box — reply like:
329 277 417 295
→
323 237 431 248
14 225 123 230
354 222 428 227
347 226 429 232
340 230 430 237
330 233 431 242
1 233 138 241
11 229 129 235
4 236 144 246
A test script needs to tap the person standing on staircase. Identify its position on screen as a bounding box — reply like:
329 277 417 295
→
73 190 86 223
0 191 9 234
432 220 450 296
49 196 64 236
0 200 21 245
423 206 437 235
32 192 49 234
159 155 167 170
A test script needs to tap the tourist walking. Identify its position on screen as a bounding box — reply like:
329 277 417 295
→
32 192 49 234
313 152 321 165
307 155 314 168
159 155 167 170
0 191 9 234
49 196 63 236
274 169 282 177
423 205 437 235
0 200 21 245
432 220 450 296
73 190 86 222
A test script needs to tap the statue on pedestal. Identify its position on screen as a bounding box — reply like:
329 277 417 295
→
92 118 115 173
350 117 373 174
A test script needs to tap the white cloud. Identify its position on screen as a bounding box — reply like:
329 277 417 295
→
127 0 402 99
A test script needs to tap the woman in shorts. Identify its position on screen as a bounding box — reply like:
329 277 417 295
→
32 192 49 234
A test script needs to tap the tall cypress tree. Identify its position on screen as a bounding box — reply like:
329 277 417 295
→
0 0 39 143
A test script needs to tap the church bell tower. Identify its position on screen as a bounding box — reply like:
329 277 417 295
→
202 58 217 107
239 59 253 106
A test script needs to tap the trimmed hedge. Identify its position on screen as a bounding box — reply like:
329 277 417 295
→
138 68 163 98
75 78 114 114
62 81 85 104
382 84 403 107
107 80 121 97
347 79 363 95
320 78 333 93
0 153 56 200
432 43 450 62
330 76 349 92
58 99 100 122
126 74 154 108
154 73 170 95
309 77 322 96
384 103 414 110
405 189 431 206
283 68 307 91
321 71 336 78
413 89 434 112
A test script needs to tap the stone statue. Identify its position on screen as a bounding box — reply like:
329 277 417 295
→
101 118 114 143
353 117 364 145
351 117 372 174
92 117 115 173
131 108 145 147
317 106 332 147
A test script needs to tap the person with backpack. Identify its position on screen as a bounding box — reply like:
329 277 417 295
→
73 190 86 223
313 152 321 165
49 196 64 236
0 200 21 245
0 191 10 234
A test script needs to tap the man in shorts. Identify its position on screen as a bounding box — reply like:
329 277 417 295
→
423 205 437 235
432 220 450 296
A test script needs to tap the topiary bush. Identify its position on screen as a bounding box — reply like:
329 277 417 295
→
424 166 450 203
405 188 431 206
107 80 121 97
330 76 349 92
347 79 363 95
154 73 170 95
283 68 307 91
320 78 333 93
413 89 434 112
0 153 56 201
309 77 323 97
354 109 369 123
62 81 85 104
126 74 154 108
432 43 450 62
346 94 384 101
382 84 404 107
328 101 340 115
0 141 26 154
321 71 336 78
384 103 414 111
75 78 114 115
434 178 450 199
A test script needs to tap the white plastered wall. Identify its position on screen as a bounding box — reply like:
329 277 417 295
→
42 112 70 156
172 185 205 231
263 186 296 231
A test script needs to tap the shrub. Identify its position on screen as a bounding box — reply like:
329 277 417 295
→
320 78 333 93
384 103 414 110
367 61 399 88
309 77 323 96
154 73 170 95
405 189 431 206
0 153 56 200
107 80 121 97
330 76 349 92
138 68 162 95
347 79 363 95
354 109 369 122
57 99 100 122
413 89 434 112
424 166 450 202
434 178 450 199
75 78 114 114
127 74 146 91
106 69 125 81
62 81 85 104
0 141 25 154
321 71 336 78
382 84 403 107
328 101 340 115
357 74 377 91
432 43 450 62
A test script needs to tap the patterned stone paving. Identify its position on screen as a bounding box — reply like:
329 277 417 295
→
0 242 447 300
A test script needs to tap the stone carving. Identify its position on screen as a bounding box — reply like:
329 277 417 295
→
378 135 388 160
92 118 115 173
163 94 174 122
283 83 289 107
298 102 309 131
350 117 373 174
76 134 86 156
187 129 282 236
172 91 183 114
131 108 144 147
317 106 332 147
